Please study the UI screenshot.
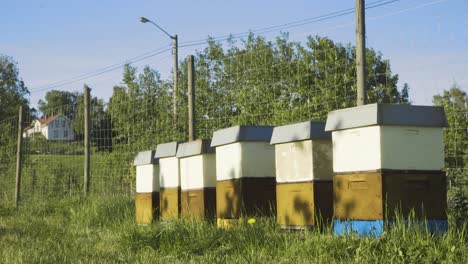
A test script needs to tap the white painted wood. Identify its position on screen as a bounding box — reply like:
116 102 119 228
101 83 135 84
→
332 126 382 173
136 164 159 193
159 157 180 188
216 142 275 181
203 153 217 187
333 125 445 172
180 155 203 190
216 142 242 181
380 126 444 170
180 153 216 190
312 139 334 180
242 142 276 178
275 139 333 183
25 115 75 140
275 140 313 183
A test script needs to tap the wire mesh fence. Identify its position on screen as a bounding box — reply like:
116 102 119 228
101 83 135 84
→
0 36 466 208
20 103 84 199
0 116 18 205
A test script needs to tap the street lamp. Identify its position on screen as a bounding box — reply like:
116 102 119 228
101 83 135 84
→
140 17 178 125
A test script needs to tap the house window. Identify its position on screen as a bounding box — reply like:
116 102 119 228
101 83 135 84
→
64 130 68 138
53 130 59 139
62 120 65 127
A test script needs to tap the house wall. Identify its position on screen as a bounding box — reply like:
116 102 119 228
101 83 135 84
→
45 116 75 141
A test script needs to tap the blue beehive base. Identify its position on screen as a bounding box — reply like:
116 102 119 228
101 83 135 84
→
334 219 448 237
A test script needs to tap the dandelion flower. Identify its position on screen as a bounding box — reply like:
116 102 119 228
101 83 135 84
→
247 218 256 225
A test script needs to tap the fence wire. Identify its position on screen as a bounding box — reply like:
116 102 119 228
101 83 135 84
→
0 116 18 205
0 37 466 208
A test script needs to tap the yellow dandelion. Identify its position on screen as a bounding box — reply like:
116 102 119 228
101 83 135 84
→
247 218 256 225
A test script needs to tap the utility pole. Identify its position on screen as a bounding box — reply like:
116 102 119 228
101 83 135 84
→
83 85 91 195
187 55 196 141
173 34 178 125
15 106 24 207
139 17 178 124
356 0 367 106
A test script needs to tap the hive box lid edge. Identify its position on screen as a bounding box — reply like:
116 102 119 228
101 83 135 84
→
134 150 158 165
325 103 448 131
176 139 215 158
211 125 275 147
270 121 330 145
155 141 179 158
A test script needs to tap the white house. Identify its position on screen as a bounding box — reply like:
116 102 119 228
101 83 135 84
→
23 114 75 141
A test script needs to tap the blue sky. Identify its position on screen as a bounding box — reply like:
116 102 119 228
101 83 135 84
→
1 0 467 108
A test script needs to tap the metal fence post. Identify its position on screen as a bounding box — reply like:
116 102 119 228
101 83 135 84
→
15 106 24 207
84 85 91 195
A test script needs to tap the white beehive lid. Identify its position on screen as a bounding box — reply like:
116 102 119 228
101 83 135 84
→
325 104 448 173
155 142 179 158
134 150 158 166
325 103 448 131
211 125 274 147
270 121 330 145
176 139 215 158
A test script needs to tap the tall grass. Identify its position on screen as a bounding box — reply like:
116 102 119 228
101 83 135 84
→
0 196 466 263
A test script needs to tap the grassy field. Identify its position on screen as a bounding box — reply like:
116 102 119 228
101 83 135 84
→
0 196 466 263
0 154 135 200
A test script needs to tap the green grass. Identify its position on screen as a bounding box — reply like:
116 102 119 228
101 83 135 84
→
0 196 467 263
1 154 135 199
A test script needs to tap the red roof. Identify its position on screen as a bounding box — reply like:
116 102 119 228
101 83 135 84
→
37 115 59 126
24 114 60 131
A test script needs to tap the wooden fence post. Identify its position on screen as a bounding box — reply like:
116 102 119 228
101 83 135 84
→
188 55 196 141
15 106 24 207
84 85 91 195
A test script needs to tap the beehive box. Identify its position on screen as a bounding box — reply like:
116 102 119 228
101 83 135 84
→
155 142 180 221
270 121 333 229
134 150 159 225
325 103 449 236
177 139 216 220
211 126 276 227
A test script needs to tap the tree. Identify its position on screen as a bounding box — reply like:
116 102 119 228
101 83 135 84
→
38 90 79 117
186 33 410 139
108 64 175 152
433 84 467 168
433 84 468 222
0 55 30 120
0 55 30 182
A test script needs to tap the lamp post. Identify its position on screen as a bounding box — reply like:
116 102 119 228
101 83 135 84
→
140 17 178 125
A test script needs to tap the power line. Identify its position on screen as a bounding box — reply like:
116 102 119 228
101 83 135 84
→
30 47 172 93
179 0 401 48
30 0 401 94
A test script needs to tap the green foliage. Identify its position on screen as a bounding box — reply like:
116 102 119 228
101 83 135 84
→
36 90 108 145
107 34 409 146
37 90 79 117
108 64 181 152
0 118 17 201
15 154 134 200
0 195 466 263
0 55 30 121
433 85 468 169
181 34 409 138
433 85 468 224
24 135 84 155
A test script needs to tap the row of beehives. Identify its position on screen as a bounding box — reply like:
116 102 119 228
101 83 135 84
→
134 103 449 236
